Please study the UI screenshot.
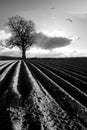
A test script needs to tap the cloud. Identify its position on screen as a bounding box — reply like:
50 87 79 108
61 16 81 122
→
0 30 11 41
0 30 73 57
0 30 11 48
0 30 72 50
0 48 21 57
35 33 72 50
26 47 87 58
70 13 87 19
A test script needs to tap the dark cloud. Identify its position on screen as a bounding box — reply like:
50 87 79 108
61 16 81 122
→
35 33 72 50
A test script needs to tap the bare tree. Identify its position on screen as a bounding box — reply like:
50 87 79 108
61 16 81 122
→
5 15 36 59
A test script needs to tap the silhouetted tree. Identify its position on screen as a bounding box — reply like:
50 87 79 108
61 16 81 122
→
5 15 36 59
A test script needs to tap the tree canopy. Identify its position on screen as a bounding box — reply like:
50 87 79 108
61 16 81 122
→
5 15 36 59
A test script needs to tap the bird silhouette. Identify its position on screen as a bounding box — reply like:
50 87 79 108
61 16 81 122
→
77 37 80 40
50 7 55 10
66 18 72 23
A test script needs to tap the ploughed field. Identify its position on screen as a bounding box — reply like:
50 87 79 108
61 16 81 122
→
0 58 87 130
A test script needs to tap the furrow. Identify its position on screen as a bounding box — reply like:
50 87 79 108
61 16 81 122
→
34 62 87 94
24 61 85 130
31 60 87 82
0 61 19 130
31 62 87 106
0 61 17 82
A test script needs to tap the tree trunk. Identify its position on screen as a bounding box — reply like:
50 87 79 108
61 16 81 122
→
22 48 26 59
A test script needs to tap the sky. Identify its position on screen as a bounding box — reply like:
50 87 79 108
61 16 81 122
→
0 0 87 57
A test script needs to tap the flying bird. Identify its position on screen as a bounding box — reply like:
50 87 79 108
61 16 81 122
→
77 37 80 40
66 18 72 23
50 7 55 10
